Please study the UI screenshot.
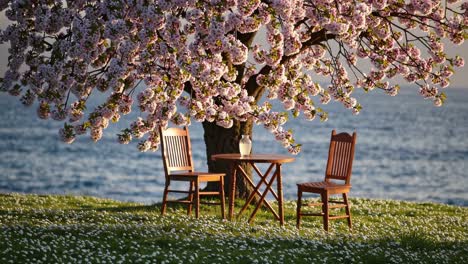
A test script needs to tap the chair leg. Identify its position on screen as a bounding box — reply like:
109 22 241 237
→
194 179 200 218
343 193 352 229
161 182 169 216
321 192 329 231
187 181 194 216
296 188 302 229
220 176 226 220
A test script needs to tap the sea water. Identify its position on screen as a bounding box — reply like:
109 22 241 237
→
0 87 467 206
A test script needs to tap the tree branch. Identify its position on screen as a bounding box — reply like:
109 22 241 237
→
235 31 258 84
245 28 335 101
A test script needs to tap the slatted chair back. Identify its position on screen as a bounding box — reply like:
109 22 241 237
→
159 127 194 177
325 130 357 185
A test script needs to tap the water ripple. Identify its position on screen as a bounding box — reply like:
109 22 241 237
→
0 88 467 206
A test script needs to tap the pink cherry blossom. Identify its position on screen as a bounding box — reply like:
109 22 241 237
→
0 0 465 154
59 123 76 144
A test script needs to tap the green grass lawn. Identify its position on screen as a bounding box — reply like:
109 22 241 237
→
0 193 467 263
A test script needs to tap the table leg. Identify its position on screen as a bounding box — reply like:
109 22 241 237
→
252 164 279 200
248 169 278 224
277 164 284 226
238 163 279 220
229 163 237 221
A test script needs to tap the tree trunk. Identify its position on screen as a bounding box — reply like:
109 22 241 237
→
202 119 253 199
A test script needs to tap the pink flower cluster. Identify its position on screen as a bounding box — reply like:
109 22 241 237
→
0 0 466 153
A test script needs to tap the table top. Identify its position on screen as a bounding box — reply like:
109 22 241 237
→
211 153 295 163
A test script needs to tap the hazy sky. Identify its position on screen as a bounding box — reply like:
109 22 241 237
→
1 12 467 88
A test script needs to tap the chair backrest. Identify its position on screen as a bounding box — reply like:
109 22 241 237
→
325 130 357 185
159 126 194 176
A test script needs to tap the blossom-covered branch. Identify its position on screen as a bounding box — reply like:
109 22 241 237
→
0 0 466 154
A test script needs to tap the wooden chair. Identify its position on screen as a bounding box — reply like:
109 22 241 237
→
296 130 357 231
159 126 225 219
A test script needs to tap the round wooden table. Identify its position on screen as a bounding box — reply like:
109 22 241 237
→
211 153 295 226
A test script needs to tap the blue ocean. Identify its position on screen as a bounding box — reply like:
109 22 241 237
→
1 87 467 206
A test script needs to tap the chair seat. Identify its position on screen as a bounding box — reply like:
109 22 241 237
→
168 172 225 182
297 181 351 193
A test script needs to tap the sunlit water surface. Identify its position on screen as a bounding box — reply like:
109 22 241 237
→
1 87 467 206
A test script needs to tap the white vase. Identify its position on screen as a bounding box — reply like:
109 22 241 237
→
239 135 252 157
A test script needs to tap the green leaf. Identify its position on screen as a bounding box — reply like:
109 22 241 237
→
292 110 299 118
439 92 447 101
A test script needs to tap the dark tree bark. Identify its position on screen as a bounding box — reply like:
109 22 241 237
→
203 119 253 198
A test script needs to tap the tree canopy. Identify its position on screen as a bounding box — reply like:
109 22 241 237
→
1 0 466 154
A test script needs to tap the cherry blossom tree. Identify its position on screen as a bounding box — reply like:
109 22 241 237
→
1 0 466 196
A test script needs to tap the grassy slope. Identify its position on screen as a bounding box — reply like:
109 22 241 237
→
0 193 467 264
